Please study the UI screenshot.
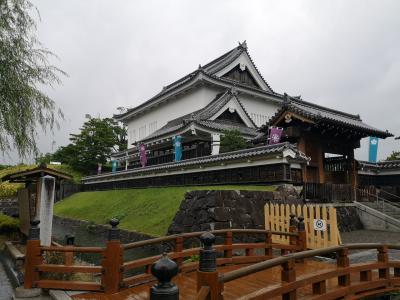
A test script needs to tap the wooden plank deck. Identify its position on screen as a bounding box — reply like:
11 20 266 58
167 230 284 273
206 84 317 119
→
71 259 341 300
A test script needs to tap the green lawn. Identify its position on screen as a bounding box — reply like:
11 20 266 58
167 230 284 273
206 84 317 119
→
54 185 275 236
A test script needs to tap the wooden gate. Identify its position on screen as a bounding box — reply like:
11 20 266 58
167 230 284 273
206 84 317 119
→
264 203 341 249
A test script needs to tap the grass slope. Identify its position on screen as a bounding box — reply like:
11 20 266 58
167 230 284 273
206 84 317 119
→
54 185 275 236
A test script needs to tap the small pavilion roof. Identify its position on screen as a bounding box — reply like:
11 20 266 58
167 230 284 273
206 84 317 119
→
1 164 73 183
266 94 392 139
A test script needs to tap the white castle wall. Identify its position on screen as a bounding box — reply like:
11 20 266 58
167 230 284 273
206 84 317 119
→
126 86 222 147
125 86 280 147
238 94 280 127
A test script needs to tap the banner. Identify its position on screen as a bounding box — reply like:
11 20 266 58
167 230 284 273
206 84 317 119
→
97 163 102 174
139 143 147 167
111 160 117 173
174 136 182 161
369 137 379 163
268 127 283 145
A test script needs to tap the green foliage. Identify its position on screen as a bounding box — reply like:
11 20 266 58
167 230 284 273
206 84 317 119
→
54 185 276 236
0 213 19 233
220 129 247 153
37 117 127 175
386 151 400 161
0 0 66 158
0 164 32 198
0 164 82 198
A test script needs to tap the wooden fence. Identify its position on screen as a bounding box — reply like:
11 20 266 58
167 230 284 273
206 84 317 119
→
303 182 353 202
265 203 341 249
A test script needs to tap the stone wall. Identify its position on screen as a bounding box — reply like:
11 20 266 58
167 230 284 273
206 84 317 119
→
168 189 302 235
336 206 363 232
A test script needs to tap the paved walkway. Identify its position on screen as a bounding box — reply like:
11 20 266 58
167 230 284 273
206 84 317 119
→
341 230 400 264
341 229 400 244
0 261 13 300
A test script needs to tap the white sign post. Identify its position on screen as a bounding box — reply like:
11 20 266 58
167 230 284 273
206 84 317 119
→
313 219 326 231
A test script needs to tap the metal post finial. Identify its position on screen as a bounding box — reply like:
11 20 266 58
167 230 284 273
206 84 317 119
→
150 253 179 299
28 219 40 240
108 218 120 241
297 216 305 231
65 234 75 245
289 214 297 227
199 232 216 272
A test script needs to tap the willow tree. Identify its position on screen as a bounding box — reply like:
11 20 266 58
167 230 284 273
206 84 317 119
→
0 0 66 158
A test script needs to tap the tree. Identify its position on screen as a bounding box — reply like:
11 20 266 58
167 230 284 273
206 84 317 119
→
219 129 247 153
0 0 66 158
50 117 127 174
386 151 400 161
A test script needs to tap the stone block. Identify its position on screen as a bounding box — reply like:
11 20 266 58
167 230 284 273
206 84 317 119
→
14 287 42 298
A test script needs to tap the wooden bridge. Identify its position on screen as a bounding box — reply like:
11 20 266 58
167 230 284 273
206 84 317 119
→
23 217 400 299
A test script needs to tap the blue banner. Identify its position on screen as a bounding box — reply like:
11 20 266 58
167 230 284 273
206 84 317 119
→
368 137 379 163
112 160 117 172
174 136 182 161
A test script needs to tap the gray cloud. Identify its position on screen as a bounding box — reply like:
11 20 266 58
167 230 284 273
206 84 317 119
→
2 0 399 164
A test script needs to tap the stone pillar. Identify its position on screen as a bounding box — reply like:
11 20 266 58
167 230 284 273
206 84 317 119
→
37 175 55 246
211 134 220 155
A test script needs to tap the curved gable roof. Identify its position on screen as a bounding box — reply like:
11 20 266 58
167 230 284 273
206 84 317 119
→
114 42 275 122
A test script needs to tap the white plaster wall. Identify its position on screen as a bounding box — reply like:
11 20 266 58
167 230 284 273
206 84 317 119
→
126 86 222 147
238 94 280 127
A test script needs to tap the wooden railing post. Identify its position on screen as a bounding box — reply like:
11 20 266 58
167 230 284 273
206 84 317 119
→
296 216 306 262
289 214 297 252
197 232 222 300
296 216 306 250
101 219 123 294
337 248 350 287
377 245 390 279
224 230 232 260
281 258 296 300
265 231 273 257
64 234 75 266
24 219 42 289
150 253 179 300
174 236 183 269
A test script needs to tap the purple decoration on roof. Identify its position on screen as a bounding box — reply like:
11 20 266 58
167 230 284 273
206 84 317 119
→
139 143 147 167
268 127 283 145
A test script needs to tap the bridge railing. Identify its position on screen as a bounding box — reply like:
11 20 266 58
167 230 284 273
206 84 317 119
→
213 243 400 299
23 214 306 294
121 224 305 287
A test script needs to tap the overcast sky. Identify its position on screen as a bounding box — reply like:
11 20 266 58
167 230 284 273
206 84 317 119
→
2 0 400 164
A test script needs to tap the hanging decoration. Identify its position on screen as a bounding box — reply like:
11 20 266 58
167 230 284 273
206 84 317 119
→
173 136 182 161
139 143 147 167
268 127 283 145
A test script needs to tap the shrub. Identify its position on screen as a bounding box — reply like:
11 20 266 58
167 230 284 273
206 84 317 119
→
220 129 247 153
0 213 19 233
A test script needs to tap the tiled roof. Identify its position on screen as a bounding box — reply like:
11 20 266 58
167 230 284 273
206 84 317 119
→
140 90 258 143
198 120 258 136
83 142 305 182
267 95 392 138
359 160 400 170
114 42 275 120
